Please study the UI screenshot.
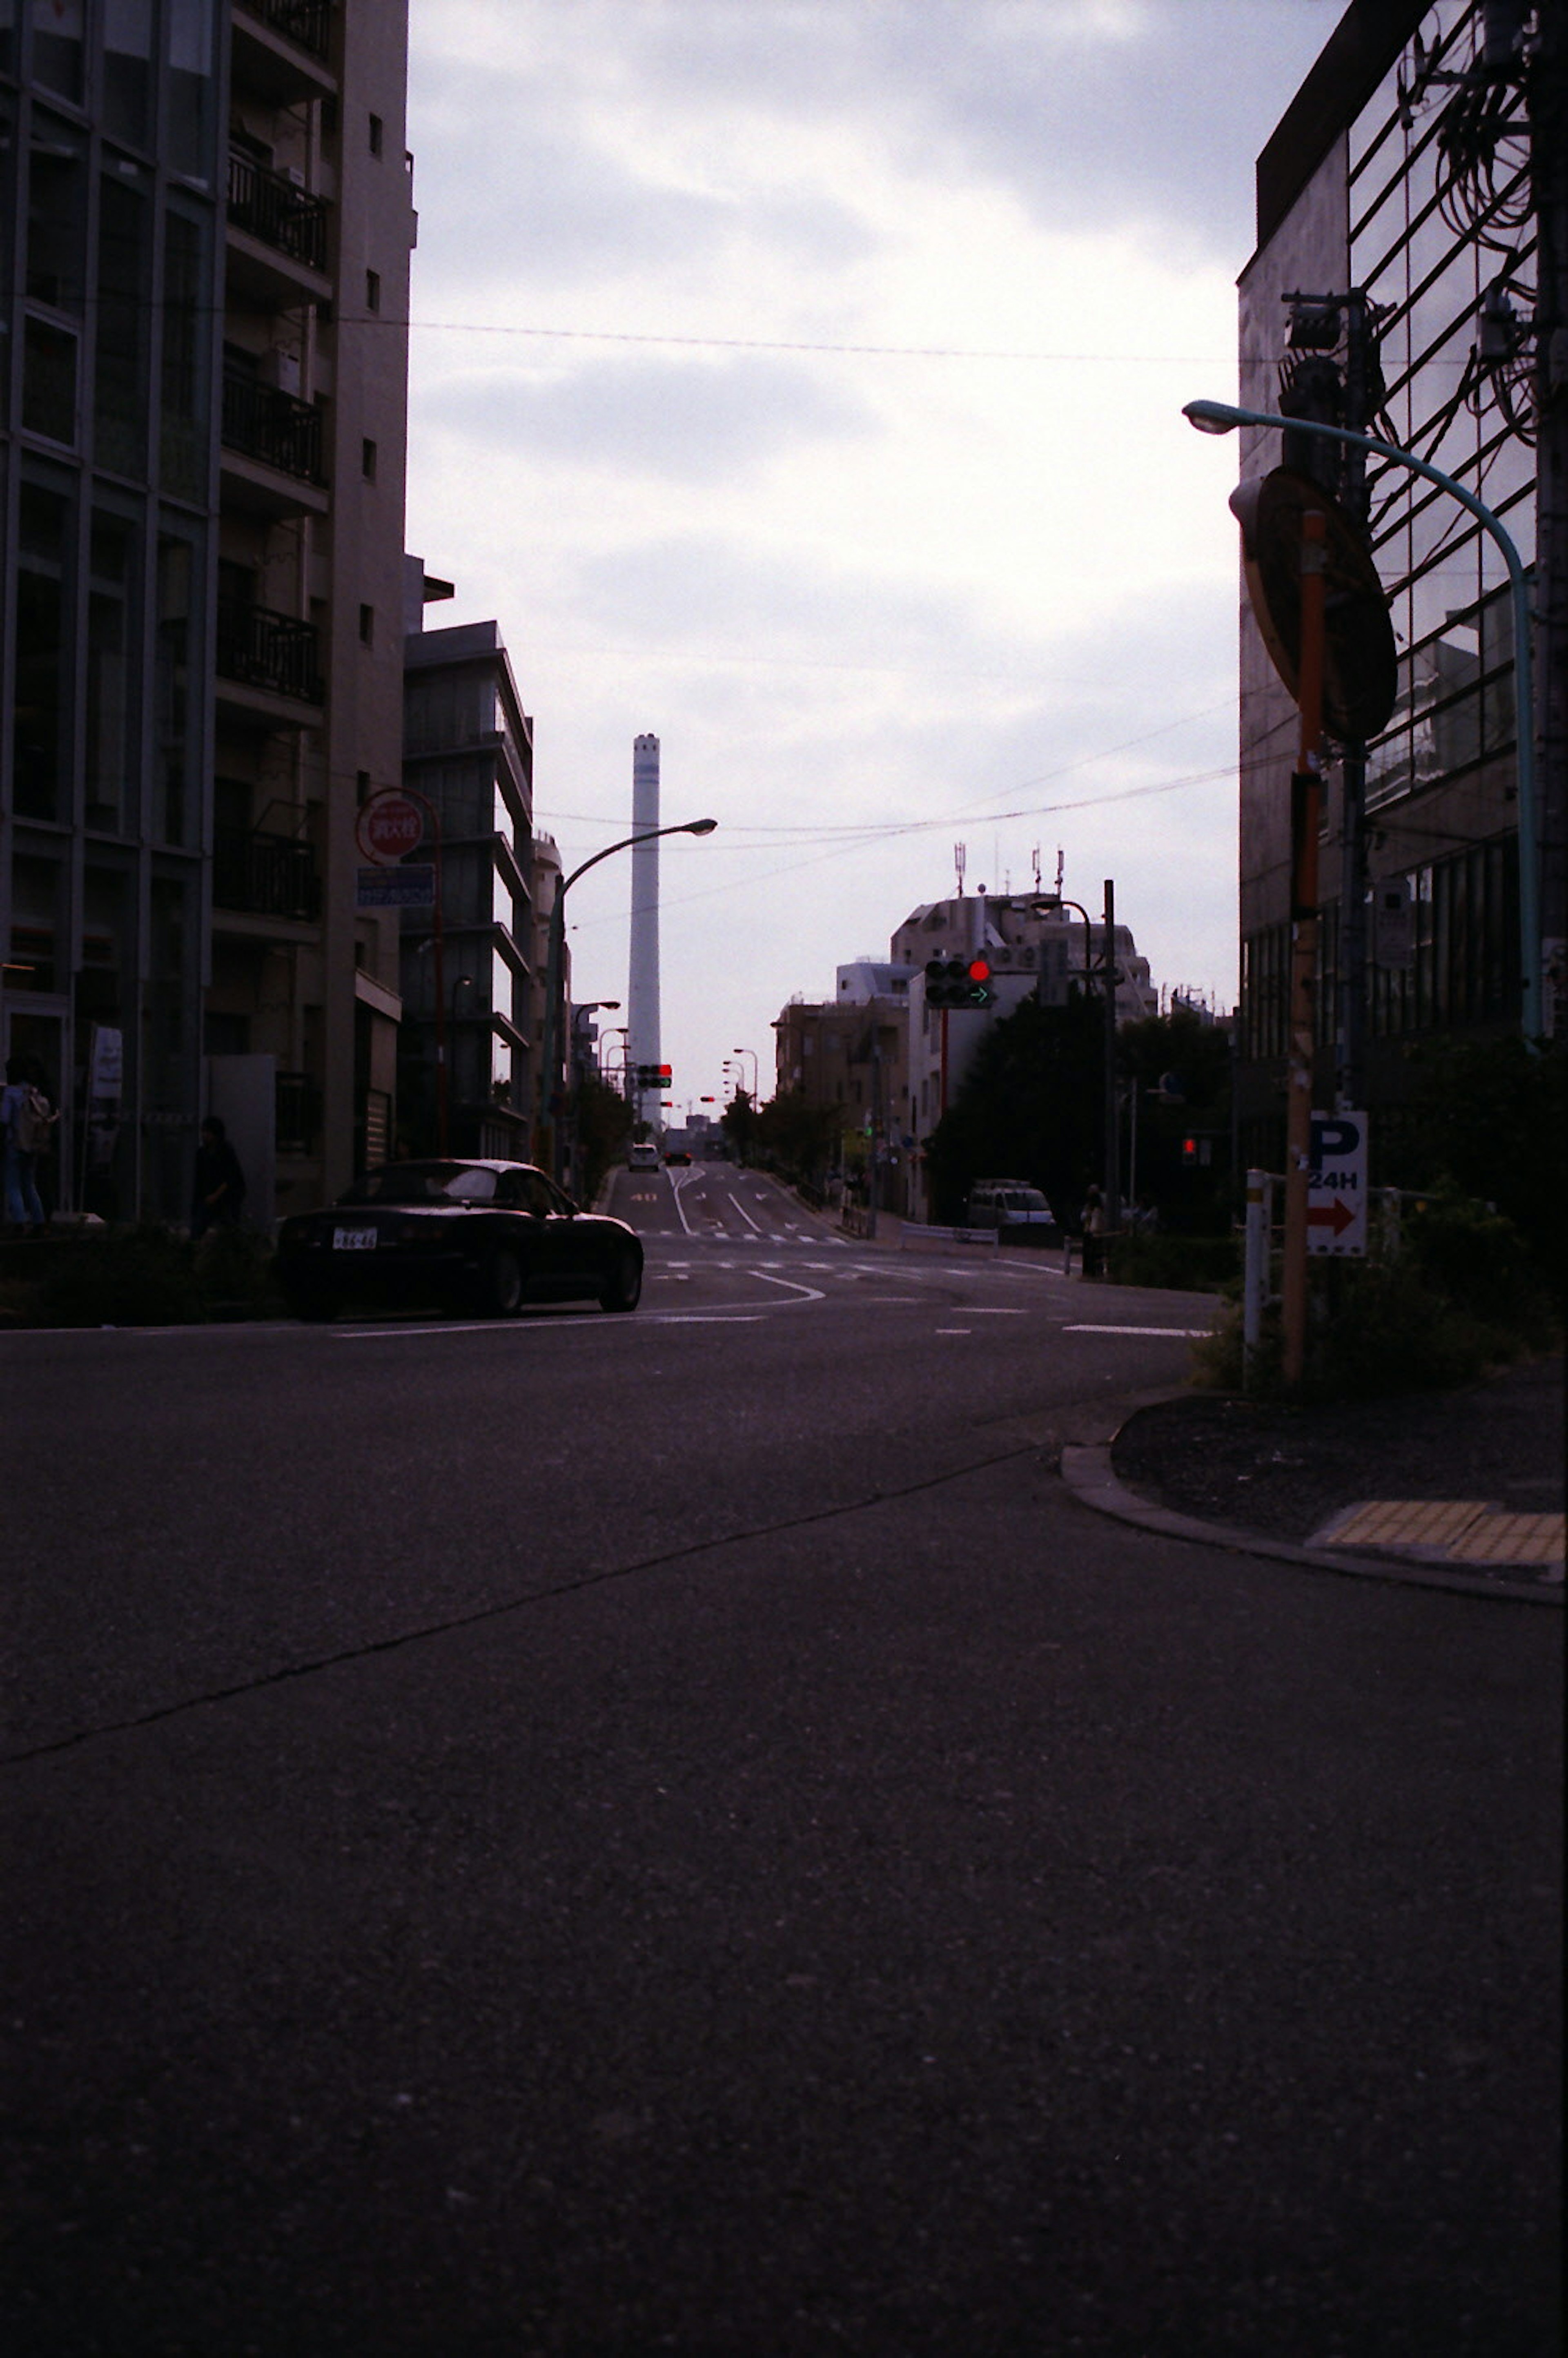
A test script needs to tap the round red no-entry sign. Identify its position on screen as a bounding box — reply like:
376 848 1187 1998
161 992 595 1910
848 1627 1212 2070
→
356 791 425 865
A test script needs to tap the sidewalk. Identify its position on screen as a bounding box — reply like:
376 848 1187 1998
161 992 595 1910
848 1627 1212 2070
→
1061 1351 1564 1605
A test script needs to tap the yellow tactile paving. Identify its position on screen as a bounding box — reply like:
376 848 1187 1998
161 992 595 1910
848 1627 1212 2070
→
1448 1513 1566 1566
1328 1500 1491 1551
1321 1499 1564 1569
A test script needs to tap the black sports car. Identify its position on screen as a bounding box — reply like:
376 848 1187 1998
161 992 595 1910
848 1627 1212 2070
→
275 1159 644 1320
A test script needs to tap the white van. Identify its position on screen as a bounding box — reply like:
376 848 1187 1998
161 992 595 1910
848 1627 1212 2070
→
966 1179 1056 1240
626 1141 661 1170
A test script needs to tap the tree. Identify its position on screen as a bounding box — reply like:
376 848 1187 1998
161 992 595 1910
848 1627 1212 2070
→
925 994 1104 1224
575 1071 633 1204
1116 1005 1234 1230
719 1088 760 1166
755 1088 842 1184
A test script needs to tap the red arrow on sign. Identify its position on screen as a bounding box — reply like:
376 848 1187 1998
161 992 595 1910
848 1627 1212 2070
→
1307 1197 1357 1237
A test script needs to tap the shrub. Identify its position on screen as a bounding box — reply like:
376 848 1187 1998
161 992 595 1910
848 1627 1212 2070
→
1398 1192 1557 1347
1191 1194 1556 1401
36 1227 207 1327
194 1223 283 1315
1107 1232 1240 1292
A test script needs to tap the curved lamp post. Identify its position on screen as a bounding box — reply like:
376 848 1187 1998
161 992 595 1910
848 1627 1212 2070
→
1182 398 1541 1041
731 1045 759 1099
538 819 717 1182
1031 888 1122 1237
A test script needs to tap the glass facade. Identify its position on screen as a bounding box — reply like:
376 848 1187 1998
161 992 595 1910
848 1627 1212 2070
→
1238 0 1535 1113
1348 2 1535 821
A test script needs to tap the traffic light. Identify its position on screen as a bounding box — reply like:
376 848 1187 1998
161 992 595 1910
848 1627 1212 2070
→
635 1063 673 1090
924 955 995 1009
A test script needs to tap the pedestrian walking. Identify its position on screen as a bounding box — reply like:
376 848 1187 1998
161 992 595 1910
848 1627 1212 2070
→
2 1054 56 1234
191 1115 247 1239
1080 1181 1106 1279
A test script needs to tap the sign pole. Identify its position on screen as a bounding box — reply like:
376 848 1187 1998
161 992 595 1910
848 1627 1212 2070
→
1282 509 1327 1391
399 789 446 1157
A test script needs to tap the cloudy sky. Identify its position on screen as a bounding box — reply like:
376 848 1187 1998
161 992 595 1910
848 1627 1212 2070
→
403 0 1340 1117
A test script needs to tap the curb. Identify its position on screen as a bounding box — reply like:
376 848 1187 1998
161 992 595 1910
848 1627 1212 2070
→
1058 1391 1563 1608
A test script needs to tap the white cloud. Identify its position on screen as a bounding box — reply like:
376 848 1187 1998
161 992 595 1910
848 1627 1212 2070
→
406 0 1337 1101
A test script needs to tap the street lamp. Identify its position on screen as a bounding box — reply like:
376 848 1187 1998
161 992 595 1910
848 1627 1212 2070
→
599 1022 631 1084
731 1045 759 1099
538 820 717 1182
1182 397 1542 1040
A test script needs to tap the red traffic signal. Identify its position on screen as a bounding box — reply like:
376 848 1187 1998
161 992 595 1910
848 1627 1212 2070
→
925 955 995 1010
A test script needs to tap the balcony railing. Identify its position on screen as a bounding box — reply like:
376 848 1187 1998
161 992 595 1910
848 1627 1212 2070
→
216 598 325 704
221 368 325 484
213 827 323 920
238 0 333 59
227 150 329 274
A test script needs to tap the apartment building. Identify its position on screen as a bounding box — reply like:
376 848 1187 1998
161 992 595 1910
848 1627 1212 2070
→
401 592 538 1160
1 0 414 1222
1234 0 1565 1155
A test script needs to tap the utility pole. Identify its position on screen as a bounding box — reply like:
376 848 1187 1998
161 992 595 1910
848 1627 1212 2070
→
1282 286 1382 1109
1282 510 1329 1392
1530 0 1568 1036
1101 878 1121 1235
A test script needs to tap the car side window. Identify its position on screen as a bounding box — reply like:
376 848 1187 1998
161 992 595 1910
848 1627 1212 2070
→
506 1172 556 1218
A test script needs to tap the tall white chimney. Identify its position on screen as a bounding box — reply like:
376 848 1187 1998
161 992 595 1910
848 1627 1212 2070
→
628 734 661 1127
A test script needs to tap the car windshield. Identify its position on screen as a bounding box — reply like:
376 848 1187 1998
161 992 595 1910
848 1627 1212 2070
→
1002 1190 1049 1211
341 1162 500 1205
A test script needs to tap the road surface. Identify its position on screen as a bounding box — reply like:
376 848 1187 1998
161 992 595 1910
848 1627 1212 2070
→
3 1180 1559 2355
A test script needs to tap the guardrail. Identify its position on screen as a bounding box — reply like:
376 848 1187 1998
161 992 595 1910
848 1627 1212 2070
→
897 1223 1000 1253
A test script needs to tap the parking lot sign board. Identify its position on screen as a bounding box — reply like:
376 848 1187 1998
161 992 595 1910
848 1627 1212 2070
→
1308 1110 1368 1256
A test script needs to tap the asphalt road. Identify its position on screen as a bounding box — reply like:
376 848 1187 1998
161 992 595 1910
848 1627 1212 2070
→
3 1173 1560 2356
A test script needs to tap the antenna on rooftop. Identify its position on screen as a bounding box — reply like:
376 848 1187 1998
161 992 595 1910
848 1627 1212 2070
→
953 842 967 897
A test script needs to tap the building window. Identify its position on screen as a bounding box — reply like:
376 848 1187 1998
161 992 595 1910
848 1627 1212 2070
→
368 114 384 157
361 436 377 481
13 481 74 824
365 268 381 313
21 317 78 444
359 603 374 646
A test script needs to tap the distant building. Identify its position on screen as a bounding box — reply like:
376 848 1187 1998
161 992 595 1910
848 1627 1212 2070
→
773 993 912 1211
401 589 536 1158
891 893 1155 1150
775 888 1156 1219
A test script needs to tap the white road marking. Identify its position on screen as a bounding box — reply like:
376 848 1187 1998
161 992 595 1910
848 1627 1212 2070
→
748 1269 827 1302
727 1190 766 1234
1064 1324 1212 1337
670 1174 702 1239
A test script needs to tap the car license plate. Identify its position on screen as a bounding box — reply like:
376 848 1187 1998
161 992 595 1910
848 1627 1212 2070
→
332 1226 379 1251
